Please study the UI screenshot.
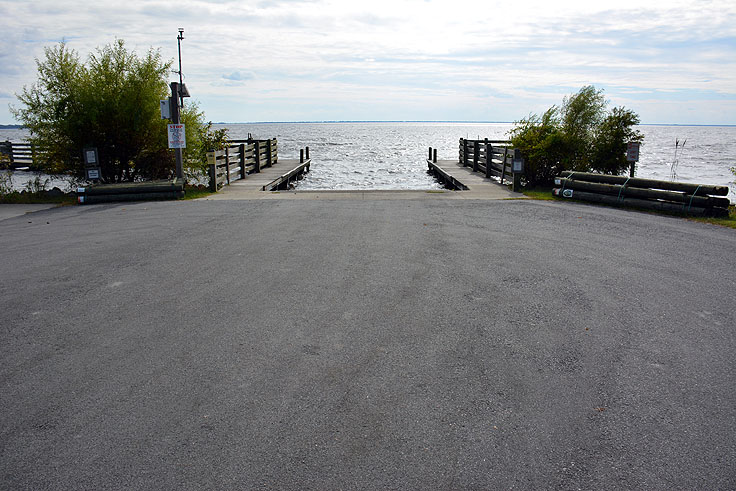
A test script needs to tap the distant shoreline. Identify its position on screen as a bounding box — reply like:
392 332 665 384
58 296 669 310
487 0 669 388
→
2 122 735 128
210 121 736 127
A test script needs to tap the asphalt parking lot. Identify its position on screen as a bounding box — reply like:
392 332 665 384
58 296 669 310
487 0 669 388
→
1 198 734 489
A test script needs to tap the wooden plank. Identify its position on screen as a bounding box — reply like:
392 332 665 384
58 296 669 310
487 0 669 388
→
428 160 469 190
262 160 311 191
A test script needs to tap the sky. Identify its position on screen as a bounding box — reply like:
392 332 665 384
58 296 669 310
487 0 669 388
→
1 0 735 125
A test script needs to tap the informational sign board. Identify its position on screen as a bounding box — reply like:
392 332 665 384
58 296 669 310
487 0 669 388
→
83 147 99 168
168 124 186 149
512 148 524 173
86 168 101 180
626 142 640 162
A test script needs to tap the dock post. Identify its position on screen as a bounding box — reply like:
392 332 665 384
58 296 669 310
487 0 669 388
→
300 148 304 164
225 146 231 184
500 147 508 185
428 147 432 161
473 141 479 172
462 139 468 167
433 148 437 163
208 163 216 192
266 139 274 168
485 139 492 179
239 143 246 179
254 141 261 173
306 146 310 160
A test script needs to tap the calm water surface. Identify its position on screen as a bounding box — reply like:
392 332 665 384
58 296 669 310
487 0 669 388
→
2 123 735 202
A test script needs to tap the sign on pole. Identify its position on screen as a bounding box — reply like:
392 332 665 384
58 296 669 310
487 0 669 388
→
168 124 186 149
626 142 640 162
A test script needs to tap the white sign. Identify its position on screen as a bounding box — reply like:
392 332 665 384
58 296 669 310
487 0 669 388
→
626 142 640 162
168 124 186 148
86 150 96 164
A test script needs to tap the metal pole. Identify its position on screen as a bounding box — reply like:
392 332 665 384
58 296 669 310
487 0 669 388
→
177 28 184 108
170 82 183 180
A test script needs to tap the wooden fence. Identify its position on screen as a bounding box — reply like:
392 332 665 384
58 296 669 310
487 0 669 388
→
0 141 36 169
553 171 731 217
207 139 278 191
459 138 515 184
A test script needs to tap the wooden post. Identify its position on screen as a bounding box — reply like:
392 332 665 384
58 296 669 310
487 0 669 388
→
254 140 261 173
266 139 273 168
428 147 432 161
300 148 304 164
484 139 492 178
225 146 230 184
462 139 468 166
433 148 437 163
500 147 508 185
239 143 246 179
306 146 310 160
208 164 216 192
473 141 479 172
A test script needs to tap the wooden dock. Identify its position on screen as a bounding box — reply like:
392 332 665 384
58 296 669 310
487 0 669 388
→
426 160 521 199
205 158 521 200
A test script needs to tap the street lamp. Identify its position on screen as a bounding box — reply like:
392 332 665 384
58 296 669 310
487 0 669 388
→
177 28 184 107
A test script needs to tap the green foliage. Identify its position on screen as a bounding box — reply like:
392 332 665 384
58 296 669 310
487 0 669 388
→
508 108 567 186
509 86 643 186
11 40 221 183
592 107 643 175
179 103 229 180
0 170 13 195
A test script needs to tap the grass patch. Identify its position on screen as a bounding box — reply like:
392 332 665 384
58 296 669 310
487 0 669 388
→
181 186 215 200
689 206 736 229
521 186 556 200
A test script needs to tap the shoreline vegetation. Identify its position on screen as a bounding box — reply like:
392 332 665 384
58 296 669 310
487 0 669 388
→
3 122 736 127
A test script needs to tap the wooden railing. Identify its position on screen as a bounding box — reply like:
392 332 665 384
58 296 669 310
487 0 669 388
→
0 141 37 169
207 138 278 191
459 138 515 184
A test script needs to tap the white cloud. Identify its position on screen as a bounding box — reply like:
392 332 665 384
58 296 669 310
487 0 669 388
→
0 0 734 123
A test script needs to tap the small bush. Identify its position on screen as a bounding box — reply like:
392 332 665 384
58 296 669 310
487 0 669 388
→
509 86 643 187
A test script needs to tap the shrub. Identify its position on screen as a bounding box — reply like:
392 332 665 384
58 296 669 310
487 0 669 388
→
11 39 224 183
509 86 643 186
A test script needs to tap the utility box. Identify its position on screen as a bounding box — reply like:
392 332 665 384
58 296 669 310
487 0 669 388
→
160 99 171 120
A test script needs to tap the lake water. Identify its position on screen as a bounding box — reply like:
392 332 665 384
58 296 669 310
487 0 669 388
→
2 123 735 202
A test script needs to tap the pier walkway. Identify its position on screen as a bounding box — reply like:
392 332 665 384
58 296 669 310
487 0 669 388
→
204 159 522 200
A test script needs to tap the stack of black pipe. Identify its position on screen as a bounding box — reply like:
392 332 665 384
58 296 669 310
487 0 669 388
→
553 171 730 217
77 179 185 204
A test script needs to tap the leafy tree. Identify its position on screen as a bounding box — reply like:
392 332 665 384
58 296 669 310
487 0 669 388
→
559 85 606 170
591 107 643 175
507 108 567 186
11 40 223 183
509 85 642 187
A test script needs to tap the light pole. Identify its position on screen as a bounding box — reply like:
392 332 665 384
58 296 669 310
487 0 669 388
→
177 28 184 108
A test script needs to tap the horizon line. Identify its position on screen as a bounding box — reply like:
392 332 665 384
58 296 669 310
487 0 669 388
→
2 121 735 127
211 121 736 127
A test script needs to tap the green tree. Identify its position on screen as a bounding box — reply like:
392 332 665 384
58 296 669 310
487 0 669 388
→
559 85 606 170
509 85 642 187
11 40 222 183
591 107 643 175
